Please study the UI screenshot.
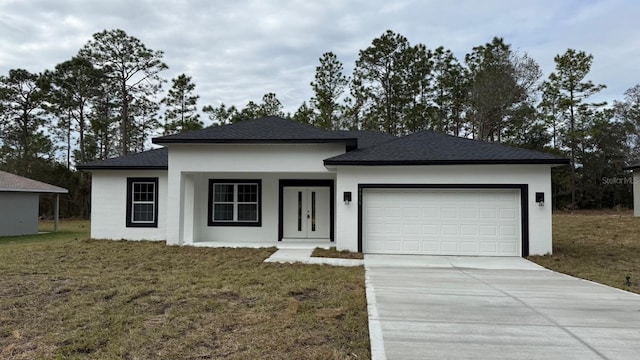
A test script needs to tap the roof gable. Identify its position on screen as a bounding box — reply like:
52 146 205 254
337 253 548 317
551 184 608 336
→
153 116 357 146
0 170 68 193
324 130 569 165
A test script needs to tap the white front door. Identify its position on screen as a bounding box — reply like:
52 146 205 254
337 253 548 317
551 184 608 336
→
283 187 330 239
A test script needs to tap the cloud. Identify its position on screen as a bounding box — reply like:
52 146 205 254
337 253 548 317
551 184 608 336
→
1 0 639 117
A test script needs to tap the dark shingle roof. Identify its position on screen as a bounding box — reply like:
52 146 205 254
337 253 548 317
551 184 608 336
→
76 147 168 170
78 118 568 170
0 170 68 193
324 130 569 166
624 161 640 170
153 116 357 146
337 130 396 149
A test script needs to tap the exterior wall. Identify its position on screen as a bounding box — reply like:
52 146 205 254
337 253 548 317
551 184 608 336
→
166 144 345 245
634 171 640 217
334 164 554 256
90 170 168 240
0 192 39 236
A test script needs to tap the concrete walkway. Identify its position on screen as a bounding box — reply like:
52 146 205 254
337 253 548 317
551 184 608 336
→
264 248 364 267
365 255 640 360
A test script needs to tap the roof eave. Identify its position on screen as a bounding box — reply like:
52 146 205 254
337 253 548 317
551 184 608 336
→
323 159 571 166
153 138 357 146
0 188 68 194
76 166 169 171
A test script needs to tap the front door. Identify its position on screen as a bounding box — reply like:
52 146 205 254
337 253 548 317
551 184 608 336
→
283 187 330 239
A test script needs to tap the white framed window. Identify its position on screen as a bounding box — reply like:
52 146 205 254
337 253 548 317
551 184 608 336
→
208 180 261 226
126 178 158 227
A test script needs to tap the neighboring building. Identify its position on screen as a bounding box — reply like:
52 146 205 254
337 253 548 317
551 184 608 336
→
624 161 640 217
78 116 569 257
0 170 68 236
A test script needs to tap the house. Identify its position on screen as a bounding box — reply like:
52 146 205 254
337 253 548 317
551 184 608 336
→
624 161 640 216
0 170 68 236
77 116 569 257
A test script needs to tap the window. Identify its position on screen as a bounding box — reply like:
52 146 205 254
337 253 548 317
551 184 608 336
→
126 177 159 228
208 179 261 226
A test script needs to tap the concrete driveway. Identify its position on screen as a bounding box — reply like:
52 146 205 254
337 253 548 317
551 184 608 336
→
365 255 640 360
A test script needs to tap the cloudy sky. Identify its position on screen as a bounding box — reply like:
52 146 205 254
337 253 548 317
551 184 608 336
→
1 0 639 119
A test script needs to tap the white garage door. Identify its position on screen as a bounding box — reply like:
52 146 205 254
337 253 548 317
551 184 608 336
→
363 188 521 256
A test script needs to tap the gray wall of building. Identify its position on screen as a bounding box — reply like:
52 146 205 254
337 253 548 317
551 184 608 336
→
0 192 39 236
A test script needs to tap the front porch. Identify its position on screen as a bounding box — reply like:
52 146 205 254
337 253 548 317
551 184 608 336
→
168 171 337 247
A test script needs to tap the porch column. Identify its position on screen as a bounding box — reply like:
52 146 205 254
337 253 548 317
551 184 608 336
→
54 193 60 232
181 174 195 245
166 168 182 245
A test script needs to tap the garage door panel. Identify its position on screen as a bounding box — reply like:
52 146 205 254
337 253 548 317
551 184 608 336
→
499 208 516 219
363 189 521 256
479 225 497 236
422 207 438 217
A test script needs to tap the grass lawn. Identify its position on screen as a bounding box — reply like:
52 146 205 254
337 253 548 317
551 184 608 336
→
0 221 369 359
529 211 640 294
312 247 364 260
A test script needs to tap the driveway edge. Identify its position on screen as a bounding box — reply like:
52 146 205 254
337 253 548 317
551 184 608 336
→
365 262 386 360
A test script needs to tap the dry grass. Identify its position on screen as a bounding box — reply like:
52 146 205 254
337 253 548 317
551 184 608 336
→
0 221 369 359
529 211 640 294
312 247 364 260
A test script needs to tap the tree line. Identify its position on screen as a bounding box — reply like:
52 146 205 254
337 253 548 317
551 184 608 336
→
1 29 638 217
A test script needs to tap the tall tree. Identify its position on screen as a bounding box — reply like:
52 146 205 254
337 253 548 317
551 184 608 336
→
293 101 314 125
309 52 349 129
0 69 52 176
464 37 538 142
351 30 416 135
429 46 467 135
79 29 168 155
129 96 160 153
87 82 120 161
579 109 631 208
545 49 605 207
161 74 202 134
42 57 105 166
614 84 640 158
202 103 238 126
236 93 285 121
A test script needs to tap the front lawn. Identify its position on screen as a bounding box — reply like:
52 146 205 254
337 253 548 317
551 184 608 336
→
0 221 369 359
528 211 640 294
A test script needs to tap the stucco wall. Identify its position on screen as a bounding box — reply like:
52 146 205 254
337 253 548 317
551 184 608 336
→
0 192 39 236
334 164 554 256
166 144 344 245
90 170 168 240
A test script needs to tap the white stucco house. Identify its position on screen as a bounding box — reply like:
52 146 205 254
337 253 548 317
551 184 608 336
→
624 161 640 217
0 170 68 236
78 116 569 257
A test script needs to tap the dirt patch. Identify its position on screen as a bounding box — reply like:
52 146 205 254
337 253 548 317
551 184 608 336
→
289 288 321 301
312 247 364 260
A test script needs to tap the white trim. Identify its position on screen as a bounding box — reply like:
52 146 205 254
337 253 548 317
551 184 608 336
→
130 181 156 224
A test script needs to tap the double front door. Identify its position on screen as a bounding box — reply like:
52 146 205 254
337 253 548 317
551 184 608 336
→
283 187 330 239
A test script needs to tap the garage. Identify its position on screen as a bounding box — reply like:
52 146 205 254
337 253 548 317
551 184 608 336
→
362 188 522 256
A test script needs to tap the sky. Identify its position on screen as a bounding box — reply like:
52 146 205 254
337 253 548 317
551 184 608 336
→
1 0 639 119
